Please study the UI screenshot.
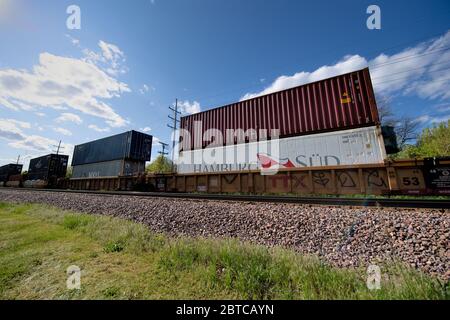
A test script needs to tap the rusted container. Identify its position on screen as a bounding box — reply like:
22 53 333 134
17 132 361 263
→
180 68 379 151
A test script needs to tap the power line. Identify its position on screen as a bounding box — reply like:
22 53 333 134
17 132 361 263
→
180 30 450 106
370 60 450 81
371 65 450 86
369 46 450 70
372 65 450 85
180 47 450 110
373 75 450 87
188 58 450 111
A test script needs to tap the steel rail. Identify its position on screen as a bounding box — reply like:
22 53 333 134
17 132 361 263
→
2 188 449 209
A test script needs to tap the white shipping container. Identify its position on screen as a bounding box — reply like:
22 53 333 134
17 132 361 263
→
176 126 386 174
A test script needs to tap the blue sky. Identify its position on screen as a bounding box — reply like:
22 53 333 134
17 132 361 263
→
0 0 449 168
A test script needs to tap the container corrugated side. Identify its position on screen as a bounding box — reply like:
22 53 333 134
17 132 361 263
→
28 154 68 180
0 164 23 182
180 68 379 151
176 126 386 174
72 131 153 166
72 159 145 178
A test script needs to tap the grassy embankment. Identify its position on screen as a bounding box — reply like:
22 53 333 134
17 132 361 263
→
0 202 447 300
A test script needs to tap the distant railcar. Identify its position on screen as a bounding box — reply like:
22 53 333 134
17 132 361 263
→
0 164 23 182
71 130 153 179
28 154 69 181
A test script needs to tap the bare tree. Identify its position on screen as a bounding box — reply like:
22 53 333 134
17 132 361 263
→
395 117 420 149
376 95 396 126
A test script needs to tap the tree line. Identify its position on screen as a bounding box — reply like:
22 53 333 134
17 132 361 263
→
377 96 450 159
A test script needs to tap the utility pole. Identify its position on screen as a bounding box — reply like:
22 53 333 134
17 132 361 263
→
52 140 64 155
167 98 181 172
16 155 20 165
158 141 169 157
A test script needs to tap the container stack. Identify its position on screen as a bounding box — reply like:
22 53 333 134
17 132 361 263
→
177 67 387 174
0 164 23 186
71 130 153 179
28 154 69 181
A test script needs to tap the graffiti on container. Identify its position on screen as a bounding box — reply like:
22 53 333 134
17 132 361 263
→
313 172 330 187
223 175 238 184
269 175 289 188
367 170 387 188
267 174 308 189
337 172 357 188
291 175 307 189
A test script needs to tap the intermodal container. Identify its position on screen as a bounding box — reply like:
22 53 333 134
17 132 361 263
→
177 126 386 174
0 164 23 182
28 154 69 181
180 68 379 151
72 131 153 166
72 160 145 179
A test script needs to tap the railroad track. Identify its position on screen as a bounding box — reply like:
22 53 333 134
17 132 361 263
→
3 187 450 209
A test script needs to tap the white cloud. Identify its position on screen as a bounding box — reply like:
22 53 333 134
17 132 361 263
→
152 136 161 146
139 84 155 94
178 100 201 115
66 34 80 47
88 124 111 133
241 30 450 102
241 55 367 101
139 126 152 133
413 115 430 124
8 119 31 129
53 127 72 136
35 112 46 117
0 118 73 153
55 112 83 124
0 51 129 127
0 118 27 141
9 137 74 164
142 84 149 93
84 40 128 76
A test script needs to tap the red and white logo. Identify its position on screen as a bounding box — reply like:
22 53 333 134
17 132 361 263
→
257 153 295 169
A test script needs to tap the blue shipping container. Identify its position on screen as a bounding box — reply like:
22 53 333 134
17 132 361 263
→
28 154 69 181
0 164 23 182
72 131 153 166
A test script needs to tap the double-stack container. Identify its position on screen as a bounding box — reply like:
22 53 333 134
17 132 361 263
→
71 130 153 179
0 164 23 185
28 154 69 181
177 68 387 174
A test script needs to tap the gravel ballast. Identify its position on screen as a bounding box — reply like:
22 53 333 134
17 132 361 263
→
1 189 448 280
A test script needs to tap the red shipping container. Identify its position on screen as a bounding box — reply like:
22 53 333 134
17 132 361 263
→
180 68 380 151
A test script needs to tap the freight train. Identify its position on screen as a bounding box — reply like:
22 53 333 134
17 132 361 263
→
1 68 449 196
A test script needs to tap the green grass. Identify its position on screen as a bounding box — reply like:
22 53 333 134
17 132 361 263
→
0 202 447 300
